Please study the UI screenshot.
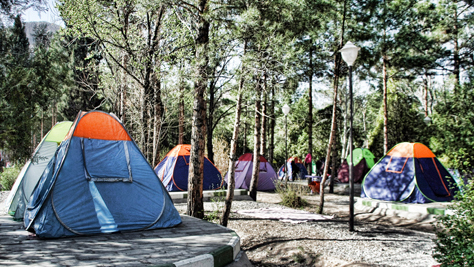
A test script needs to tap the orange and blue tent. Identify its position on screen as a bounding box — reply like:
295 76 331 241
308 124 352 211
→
24 111 181 238
361 142 459 203
154 144 224 191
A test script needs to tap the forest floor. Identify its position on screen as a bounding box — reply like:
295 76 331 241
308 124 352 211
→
175 189 441 267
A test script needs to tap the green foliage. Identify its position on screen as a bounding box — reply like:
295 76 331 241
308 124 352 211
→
0 164 21 191
275 181 308 209
433 182 474 266
368 84 429 159
431 77 474 172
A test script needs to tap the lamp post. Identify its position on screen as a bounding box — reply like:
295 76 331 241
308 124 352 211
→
424 116 432 125
340 41 360 232
282 104 290 183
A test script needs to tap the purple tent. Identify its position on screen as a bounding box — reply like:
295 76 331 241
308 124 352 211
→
225 153 278 191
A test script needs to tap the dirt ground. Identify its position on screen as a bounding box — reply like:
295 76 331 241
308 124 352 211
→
222 190 440 266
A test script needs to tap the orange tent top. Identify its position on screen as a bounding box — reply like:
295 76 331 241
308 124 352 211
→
66 111 131 141
387 142 435 158
165 144 192 157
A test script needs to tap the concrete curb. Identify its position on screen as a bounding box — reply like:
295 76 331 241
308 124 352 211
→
356 198 451 216
169 190 251 203
153 231 241 267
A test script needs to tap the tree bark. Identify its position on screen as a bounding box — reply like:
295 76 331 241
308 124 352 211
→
249 79 262 201
187 0 209 219
308 46 313 168
207 77 215 163
179 62 185 144
269 85 275 167
221 41 246 226
260 72 267 157
453 6 460 93
383 54 388 155
319 0 346 214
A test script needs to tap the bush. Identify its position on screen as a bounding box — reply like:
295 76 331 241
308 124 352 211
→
275 181 308 209
0 165 21 191
433 182 474 266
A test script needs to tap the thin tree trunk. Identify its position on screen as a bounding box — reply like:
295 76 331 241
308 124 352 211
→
207 79 215 163
260 73 267 157
330 140 337 193
249 79 262 201
269 85 275 167
453 7 460 92
40 110 44 140
423 73 428 117
319 0 346 214
221 41 246 226
308 47 313 167
187 0 209 219
383 54 388 154
152 72 163 167
120 53 128 124
179 63 185 144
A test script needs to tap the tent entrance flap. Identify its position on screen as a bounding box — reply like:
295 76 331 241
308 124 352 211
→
385 156 408 173
81 138 132 182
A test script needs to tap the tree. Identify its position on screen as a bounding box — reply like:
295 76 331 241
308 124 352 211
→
187 0 211 219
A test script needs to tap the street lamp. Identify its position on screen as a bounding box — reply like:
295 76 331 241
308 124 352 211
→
424 116 432 125
340 41 360 232
282 104 290 183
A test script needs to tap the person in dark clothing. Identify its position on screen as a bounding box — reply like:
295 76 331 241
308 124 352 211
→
291 160 299 181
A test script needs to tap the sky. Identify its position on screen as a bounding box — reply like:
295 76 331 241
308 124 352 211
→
23 0 63 26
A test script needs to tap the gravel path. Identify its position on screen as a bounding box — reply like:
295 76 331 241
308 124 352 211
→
175 193 439 267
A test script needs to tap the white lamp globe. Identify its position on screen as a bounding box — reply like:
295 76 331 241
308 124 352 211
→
340 41 360 66
282 104 290 116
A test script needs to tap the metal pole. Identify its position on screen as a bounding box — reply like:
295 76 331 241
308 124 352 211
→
285 115 288 184
349 65 355 232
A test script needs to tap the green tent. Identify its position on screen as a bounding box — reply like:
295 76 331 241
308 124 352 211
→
5 121 72 220
337 148 376 183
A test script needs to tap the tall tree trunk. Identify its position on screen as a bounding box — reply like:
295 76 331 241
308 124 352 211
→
221 41 246 226
152 72 163 167
207 79 215 163
269 85 275 167
453 6 460 93
120 53 128 124
249 80 262 201
40 110 44 140
330 140 337 193
308 46 313 167
383 54 388 154
179 63 185 144
423 73 429 117
260 73 267 157
319 0 346 214
187 0 209 219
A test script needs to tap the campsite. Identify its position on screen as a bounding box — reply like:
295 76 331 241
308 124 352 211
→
2 0 474 266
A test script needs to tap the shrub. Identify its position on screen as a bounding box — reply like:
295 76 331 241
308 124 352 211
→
433 182 474 266
0 165 21 191
275 181 308 209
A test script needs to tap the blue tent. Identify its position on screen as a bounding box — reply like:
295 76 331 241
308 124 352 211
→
361 142 459 203
278 157 308 181
154 144 224 191
24 111 181 238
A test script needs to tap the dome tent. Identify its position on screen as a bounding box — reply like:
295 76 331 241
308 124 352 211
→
337 148 375 183
224 153 278 191
154 144 224 191
6 121 73 220
361 142 459 203
24 111 181 238
278 157 308 181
